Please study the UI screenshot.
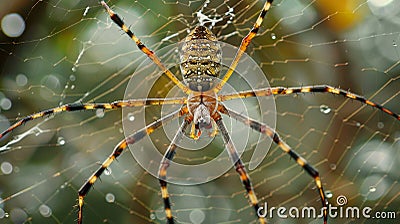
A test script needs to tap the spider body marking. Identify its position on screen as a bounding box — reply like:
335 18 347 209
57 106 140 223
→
180 25 222 92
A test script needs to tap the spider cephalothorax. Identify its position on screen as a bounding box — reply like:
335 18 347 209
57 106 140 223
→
179 26 222 92
186 91 218 138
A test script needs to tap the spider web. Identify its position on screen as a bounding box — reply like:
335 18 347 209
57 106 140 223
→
0 0 399 223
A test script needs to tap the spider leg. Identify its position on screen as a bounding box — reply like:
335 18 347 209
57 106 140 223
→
77 106 188 224
218 85 400 121
212 112 267 224
100 1 191 95
214 0 273 93
158 116 192 224
218 105 328 224
0 97 186 143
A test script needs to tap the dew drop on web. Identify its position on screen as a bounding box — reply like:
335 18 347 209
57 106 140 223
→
319 105 331 114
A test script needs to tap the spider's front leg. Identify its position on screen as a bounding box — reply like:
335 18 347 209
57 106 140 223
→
212 112 267 224
100 1 191 95
219 105 328 224
77 107 187 224
215 0 273 93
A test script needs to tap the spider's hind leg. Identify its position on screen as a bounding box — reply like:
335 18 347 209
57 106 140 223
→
158 116 192 224
219 106 328 224
212 112 267 224
77 107 187 224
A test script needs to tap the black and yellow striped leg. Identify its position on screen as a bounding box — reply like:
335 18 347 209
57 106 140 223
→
212 112 266 224
158 116 192 224
77 107 188 224
219 106 328 224
218 85 400 121
0 97 187 143
100 1 191 95
215 0 273 92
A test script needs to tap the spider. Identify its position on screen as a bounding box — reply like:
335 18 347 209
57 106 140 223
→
0 0 399 223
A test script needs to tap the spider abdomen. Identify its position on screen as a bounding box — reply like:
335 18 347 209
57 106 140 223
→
180 26 222 92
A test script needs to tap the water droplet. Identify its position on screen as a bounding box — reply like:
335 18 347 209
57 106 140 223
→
39 204 52 217
369 186 376 192
189 209 205 224
393 41 397 47
1 13 26 37
377 122 384 129
60 182 69 189
329 163 337 171
70 85 75 90
150 213 156 220
325 191 333 198
96 109 105 118
57 137 66 145
83 6 90 17
127 113 135 122
271 33 276 40
104 168 112 175
69 74 76 81
1 161 13 175
319 105 331 114
105 193 115 203
71 66 77 72
41 74 61 91
0 208 5 219
16 74 28 86
356 122 361 127
9 208 27 223
0 98 12 110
